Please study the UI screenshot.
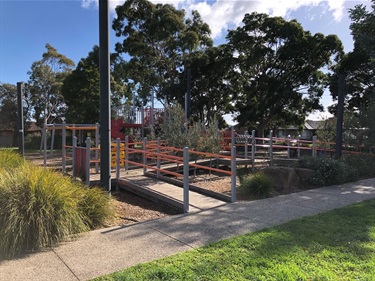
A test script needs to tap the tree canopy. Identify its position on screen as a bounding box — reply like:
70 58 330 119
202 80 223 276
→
226 13 343 136
0 83 18 132
62 46 129 124
329 0 375 113
112 0 213 108
27 44 75 126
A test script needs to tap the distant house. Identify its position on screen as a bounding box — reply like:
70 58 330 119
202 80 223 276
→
276 120 320 140
0 123 41 147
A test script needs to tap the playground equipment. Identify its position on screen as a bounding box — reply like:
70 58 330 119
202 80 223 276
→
40 123 100 168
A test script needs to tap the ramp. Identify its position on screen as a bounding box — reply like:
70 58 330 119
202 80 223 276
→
117 175 228 213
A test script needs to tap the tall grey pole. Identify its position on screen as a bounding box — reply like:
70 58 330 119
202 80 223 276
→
99 0 111 191
17 82 24 156
185 68 191 120
183 147 189 213
336 73 345 159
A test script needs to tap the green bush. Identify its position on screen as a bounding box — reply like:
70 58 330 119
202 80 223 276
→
239 173 273 198
0 159 113 259
342 154 375 179
0 149 25 170
299 156 358 186
24 132 42 150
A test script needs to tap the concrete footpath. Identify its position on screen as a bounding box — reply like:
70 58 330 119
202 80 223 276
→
1 178 375 281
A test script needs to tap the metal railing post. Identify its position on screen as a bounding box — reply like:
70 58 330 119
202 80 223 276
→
141 109 145 139
287 135 291 159
143 137 147 175
297 135 301 158
95 123 100 173
231 126 235 148
85 137 91 185
183 147 189 213
251 130 256 173
116 138 121 180
125 136 129 171
50 127 55 158
71 123 76 149
244 130 248 159
62 122 66 173
231 145 237 203
73 136 77 177
157 137 161 179
269 130 273 166
312 135 317 158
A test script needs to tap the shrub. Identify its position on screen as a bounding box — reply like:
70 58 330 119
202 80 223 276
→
74 182 114 229
239 173 273 198
160 104 221 154
342 154 375 179
24 132 42 150
0 149 25 170
0 160 113 259
298 156 358 186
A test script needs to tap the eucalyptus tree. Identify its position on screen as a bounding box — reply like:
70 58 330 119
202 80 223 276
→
328 1 375 147
0 83 17 131
227 13 343 137
0 83 32 144
189 45 234 127
27 44 75 126
112 0 212 109
329 0 375 113
62 46 129 124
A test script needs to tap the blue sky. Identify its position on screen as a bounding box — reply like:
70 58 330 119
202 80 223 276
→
0 0 370 120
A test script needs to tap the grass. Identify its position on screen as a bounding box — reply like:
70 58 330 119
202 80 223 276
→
0 150 114 259
239 172 274 198
94 199 375 281
0 148 25 170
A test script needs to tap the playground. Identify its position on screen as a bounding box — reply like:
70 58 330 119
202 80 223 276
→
29 106 375 217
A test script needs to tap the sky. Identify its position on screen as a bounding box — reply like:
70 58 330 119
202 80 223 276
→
0 0 371 121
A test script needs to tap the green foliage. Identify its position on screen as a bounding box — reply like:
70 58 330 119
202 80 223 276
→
0 149 25 170
189 46 234 125
113 0 213 112
0 84 17 131
342 154 375 179
24 132 42 150
0 152 113 259
299 156 358 186
316 106 375 152
329 1 375 114
227 12 343 137
0 84 33 146
27 43 75 127
0 165 87 258
239 173 273 198
75 183 113 229
62 45 129 124
159 104 221 154
94 199 375 281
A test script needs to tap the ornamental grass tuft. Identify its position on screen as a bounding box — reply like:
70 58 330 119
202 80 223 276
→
239 173 273 198
0 149 25 170
0 152 113 259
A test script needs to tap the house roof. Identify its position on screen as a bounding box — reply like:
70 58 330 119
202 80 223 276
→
27 123 41 132
278 120 320 131
305 120 319 130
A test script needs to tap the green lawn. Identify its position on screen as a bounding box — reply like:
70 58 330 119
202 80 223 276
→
94 199 375 281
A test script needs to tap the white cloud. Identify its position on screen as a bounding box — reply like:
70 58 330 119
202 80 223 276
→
184 0 346 38
81 0 346 38
81 0 125 11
